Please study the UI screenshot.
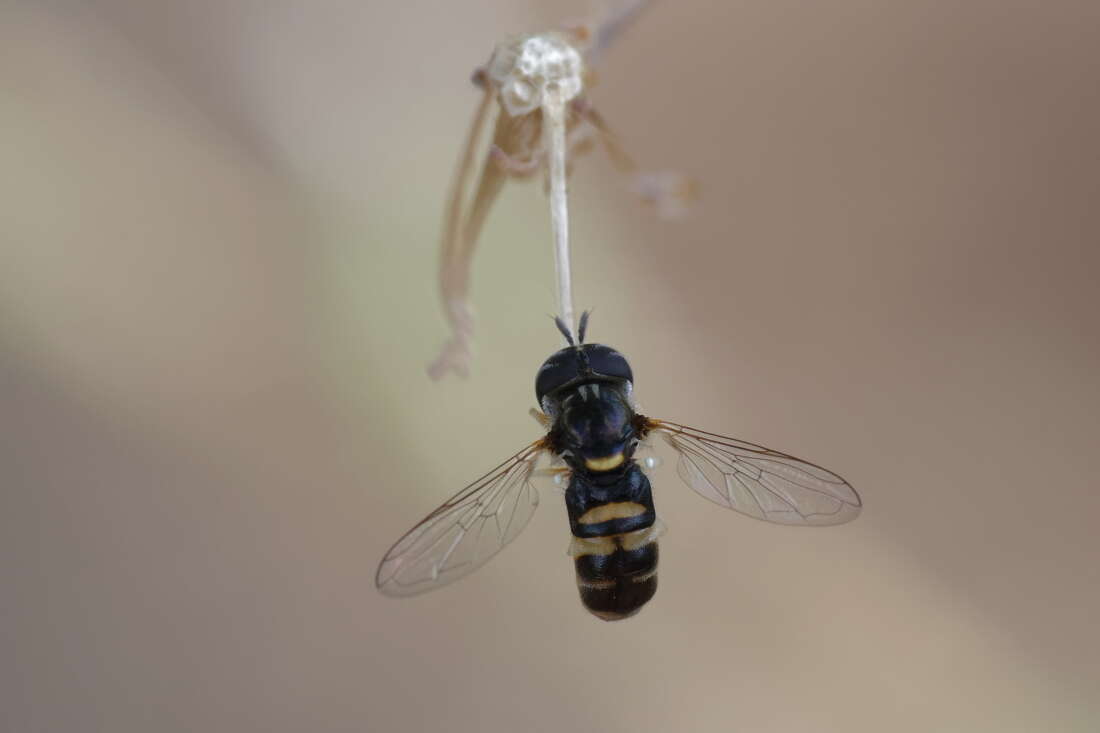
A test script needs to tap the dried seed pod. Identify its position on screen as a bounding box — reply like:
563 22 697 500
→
429 2 694 380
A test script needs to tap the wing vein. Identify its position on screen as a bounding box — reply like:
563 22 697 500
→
651 419 861 527
375 441 545 596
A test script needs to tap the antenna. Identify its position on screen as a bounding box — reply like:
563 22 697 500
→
554 316 576 346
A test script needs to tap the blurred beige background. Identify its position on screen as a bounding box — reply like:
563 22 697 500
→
3 1 1099 731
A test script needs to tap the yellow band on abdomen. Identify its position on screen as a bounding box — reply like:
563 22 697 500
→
577 501 646 525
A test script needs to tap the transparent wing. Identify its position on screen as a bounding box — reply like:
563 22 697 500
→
375 441 546 597
648 419 861 526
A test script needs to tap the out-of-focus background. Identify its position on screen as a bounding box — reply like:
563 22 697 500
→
3 1 1099 731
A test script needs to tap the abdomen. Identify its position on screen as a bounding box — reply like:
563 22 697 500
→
565 464 660 621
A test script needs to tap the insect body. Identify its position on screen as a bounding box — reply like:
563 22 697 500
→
538 328 658 620
376 314 862 620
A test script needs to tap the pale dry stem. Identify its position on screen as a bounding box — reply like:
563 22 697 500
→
543 89 575 343
427 83 495 379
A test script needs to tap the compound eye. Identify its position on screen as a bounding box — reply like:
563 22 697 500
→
535 347 582 403
583 345 633 384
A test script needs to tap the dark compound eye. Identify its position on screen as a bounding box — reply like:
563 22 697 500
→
535 347 579 402
582 345 633 384
535 344 634 402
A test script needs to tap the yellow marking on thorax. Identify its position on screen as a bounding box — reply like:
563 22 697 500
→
584 453 624 472
577 501 645 525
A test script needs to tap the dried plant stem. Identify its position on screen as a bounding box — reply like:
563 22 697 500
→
542 90 574 343
441 84 495 292
428 83 496 379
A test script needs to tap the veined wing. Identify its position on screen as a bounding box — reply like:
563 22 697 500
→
646 419 861 526
375 440 547 596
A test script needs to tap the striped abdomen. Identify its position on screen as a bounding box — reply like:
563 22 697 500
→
565 464 660 621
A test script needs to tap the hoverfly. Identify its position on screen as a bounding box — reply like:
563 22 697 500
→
376 313 862 620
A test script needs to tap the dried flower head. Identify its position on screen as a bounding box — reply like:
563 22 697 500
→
487 32 585 117
428 1 694 380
